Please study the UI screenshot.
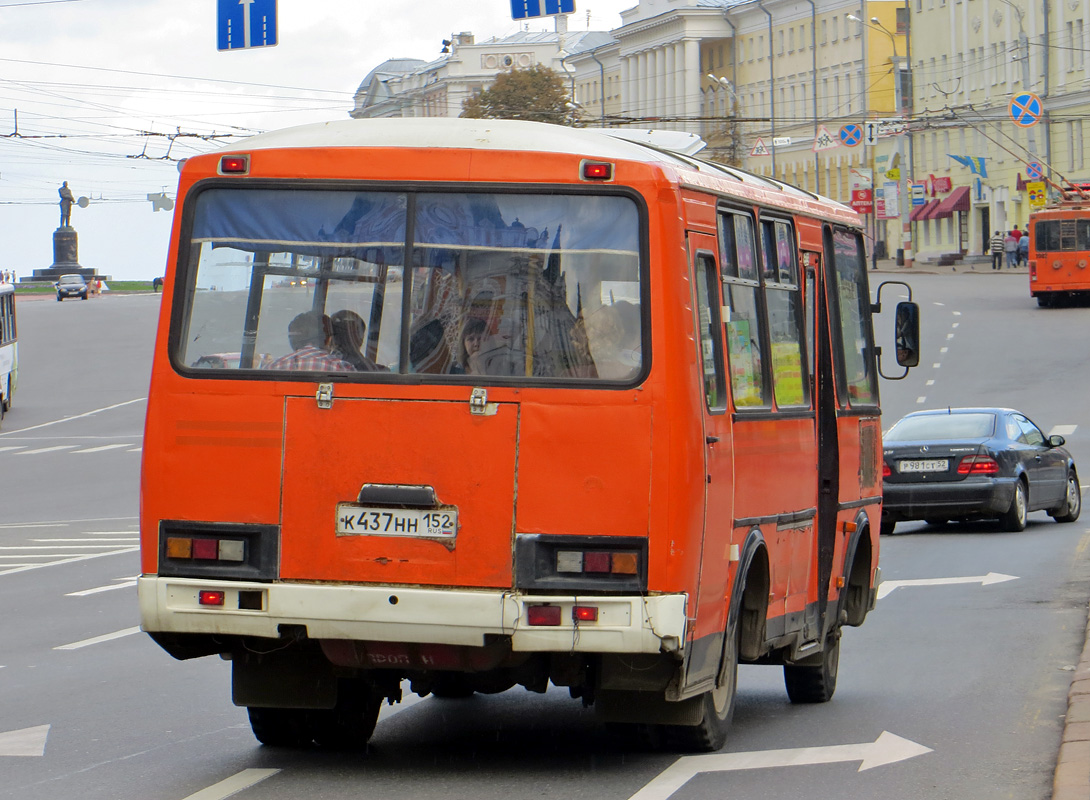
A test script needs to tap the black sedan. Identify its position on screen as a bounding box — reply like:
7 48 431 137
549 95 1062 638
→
881 408 1081 534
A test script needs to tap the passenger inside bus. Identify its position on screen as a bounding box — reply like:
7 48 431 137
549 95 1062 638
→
583 301 641 380
330 309 382 371
265 311 355 372
450 317 487 375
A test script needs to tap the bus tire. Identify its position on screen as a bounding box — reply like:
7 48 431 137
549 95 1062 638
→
310 680 382 750
429 674 476 699
784 629 840 704
1037 293 1054 307
1050 470 1082 523
665 620 739 752
247 707 314 748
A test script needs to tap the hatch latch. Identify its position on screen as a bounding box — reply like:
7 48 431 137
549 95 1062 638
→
469 387 497 416
316 382 334 410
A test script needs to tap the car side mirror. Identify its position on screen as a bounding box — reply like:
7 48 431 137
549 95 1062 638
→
1049 434 1066 447
894 301 920 368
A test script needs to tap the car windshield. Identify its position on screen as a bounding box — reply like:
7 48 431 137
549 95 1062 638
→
885 412 996 441
59 276 83 284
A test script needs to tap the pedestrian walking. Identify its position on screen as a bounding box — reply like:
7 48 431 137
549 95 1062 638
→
990 230 1004 270
1018 232 1030 266
1004 231 1019 268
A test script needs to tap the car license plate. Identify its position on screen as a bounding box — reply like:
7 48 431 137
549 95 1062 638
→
336 504 457 537
898 459 949 473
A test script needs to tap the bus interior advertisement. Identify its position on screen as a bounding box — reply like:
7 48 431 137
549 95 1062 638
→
176 187 644 383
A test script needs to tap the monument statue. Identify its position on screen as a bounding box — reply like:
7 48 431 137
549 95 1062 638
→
58 181 74 228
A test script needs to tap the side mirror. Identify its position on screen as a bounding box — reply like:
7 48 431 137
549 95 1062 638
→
894 301 920 368
1049 434 1066 447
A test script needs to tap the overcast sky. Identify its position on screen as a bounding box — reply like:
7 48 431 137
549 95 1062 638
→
0 0 635 282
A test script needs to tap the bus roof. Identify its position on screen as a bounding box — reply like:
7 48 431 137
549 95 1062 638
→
215 118 858 226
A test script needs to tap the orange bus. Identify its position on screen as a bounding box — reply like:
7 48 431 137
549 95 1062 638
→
138 118 917 752
1029 185 1090 306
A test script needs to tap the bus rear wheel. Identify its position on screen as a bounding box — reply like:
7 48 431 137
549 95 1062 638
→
666 621 739 752
248 680 382 750
784 629 840 704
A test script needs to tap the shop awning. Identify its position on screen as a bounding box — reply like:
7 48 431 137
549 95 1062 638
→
933 186 971 218
910 199 940 221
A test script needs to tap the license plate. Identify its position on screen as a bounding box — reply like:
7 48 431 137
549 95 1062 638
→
898 459 949 473
336 504 457 537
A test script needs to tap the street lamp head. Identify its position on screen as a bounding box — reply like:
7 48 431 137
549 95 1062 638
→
846 14 861 23
871 16 881 24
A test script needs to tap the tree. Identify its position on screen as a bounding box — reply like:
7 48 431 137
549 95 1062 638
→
460 65 572 125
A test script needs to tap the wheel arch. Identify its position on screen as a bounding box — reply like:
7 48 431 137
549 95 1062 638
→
839 510 875 627
731 527 769 662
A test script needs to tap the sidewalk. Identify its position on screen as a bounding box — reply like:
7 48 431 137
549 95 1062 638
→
870 256 1029 274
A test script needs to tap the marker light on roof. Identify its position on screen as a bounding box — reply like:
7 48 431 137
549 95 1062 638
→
582 162 613 181
219 155 249 174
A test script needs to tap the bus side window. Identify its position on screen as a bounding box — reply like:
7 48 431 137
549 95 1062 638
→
719 211 768 408
692 251 726 412
760 218 809 409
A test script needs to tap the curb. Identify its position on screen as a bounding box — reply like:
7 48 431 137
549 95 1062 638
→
1056 606 1090 800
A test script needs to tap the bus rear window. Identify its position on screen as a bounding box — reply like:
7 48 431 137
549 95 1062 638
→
176 188 642 383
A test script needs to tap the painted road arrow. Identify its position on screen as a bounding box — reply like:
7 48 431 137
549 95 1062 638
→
877 572 1018 600
0 725 49 757
628 731 932 800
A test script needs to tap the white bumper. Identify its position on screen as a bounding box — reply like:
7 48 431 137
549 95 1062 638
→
138 577 687 655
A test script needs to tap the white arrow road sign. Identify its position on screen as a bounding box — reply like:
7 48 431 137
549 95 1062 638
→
628 731 932 800
877 573 1018 600
0 725 49 757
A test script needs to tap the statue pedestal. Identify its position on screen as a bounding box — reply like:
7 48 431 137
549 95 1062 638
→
52 226 80 268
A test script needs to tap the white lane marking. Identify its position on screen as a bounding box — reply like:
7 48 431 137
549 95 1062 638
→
15 445 78 456
916 397 927 404
940 347 948 353
67 578 138 596
1050 425 1078 437
627 732 933 800
946 333 955 339
0 446 26 453
952 323 960 328
934 302 946 306
0 724 50 757
932 363 942 368
926 380 935 386
952 311 962 315
70 444 132 454
0 516 135 529
0 547 138 576
877 572 1018 600
0 397 146 437
31 538 137 543
181 769 281 800
0 544 137 550
54 626 141 651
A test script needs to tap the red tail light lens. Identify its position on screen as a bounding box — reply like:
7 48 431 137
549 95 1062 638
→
527 605 562 626
573 606 599 622
198 590 225 606
219 155 249 174
958 455 999 475
581 162 613 181
882 463 892 477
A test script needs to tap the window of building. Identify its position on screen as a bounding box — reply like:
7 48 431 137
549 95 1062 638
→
832 16 839 41
821 19 827 44
789 28 795 52
778 29 784 55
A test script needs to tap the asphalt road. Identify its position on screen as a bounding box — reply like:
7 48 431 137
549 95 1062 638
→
0 275 1087 800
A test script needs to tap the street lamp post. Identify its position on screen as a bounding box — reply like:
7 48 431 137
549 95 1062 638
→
850 13 910 269
707 74 741 165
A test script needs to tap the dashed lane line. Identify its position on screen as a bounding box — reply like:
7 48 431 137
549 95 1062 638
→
54 626 141 651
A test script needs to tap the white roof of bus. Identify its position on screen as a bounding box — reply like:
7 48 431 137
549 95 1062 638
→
220 118 853 220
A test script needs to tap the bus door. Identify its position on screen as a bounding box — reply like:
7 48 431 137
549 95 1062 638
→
814 233 841 638
279 393 520 589
684 232 735 687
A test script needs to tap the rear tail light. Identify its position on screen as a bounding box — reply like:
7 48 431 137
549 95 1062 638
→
557 550 640 576
198 590 225 607
581 161 613 181
515 534 647 592
219 155 249 174
882 462 892 478
958 455 999 475
572 606 599 622
527 605 562 626
166 536 246 562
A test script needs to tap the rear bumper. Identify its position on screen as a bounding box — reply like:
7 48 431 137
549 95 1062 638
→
882 476 1017 519
137 576 687 656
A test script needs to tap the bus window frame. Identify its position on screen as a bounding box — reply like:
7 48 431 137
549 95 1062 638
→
167 178 653 390
756 212 811 411
823 224 879 412
691 248 728 414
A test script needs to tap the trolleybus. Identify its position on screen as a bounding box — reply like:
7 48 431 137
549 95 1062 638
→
138 118 918 752
0 280 16 428
1030 184 1090 306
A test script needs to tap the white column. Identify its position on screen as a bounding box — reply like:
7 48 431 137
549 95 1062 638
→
665 44 677 123
636 51 648 117
647 49 658 118
620 56 631 119
682 39 700 137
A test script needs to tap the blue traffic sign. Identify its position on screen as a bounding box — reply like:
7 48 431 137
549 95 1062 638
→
511 0 575 20
1009 92 1042 128
218 0 277 51
1027 161 1043 180
839 124 862 147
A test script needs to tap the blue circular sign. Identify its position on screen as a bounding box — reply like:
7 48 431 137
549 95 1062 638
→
1009 93 1042 128
1027 162 1043 179
840 124 863 147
